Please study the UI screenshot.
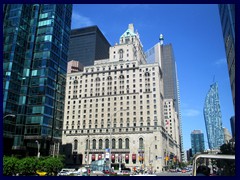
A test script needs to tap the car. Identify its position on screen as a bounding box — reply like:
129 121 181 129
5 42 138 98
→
176 168 182 172
102 169 116 175
181 169 186 173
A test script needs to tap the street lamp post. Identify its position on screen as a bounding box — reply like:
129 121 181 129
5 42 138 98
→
109 109 127 171
149 141 155 172
35 140 40 158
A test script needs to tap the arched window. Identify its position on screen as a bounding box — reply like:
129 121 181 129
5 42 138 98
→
105 139 109 149
99 139 103 149
107 76 112 81
125 138 129 149
119 75 124 79
145 72 150 77
112 139 116 149
92 139 96 149
74 80 78 84
119 138 122 149
119 49 124 59
86 139 89 150
74 139 78 150
139 138 144 149
96 77 101 82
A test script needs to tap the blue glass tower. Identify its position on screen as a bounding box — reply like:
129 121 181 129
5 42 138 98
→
203 82 224 149
191 130 205 155
3 4 72 156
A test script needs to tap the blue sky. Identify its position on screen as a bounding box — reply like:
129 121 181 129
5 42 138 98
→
71 4 234 151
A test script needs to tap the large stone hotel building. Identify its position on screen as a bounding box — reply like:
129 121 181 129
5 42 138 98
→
61 24 180 172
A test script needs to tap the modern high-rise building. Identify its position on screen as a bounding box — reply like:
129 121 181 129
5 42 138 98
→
190 130 205 155
3 4 72 157
68 26 111 66
218 4 235 109
61 24 180 172
145 41 184 162
230 116 235 139
186 148 193 162
203 82 224 150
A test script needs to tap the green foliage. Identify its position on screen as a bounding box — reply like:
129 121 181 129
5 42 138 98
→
3 156 19 176
217 142 235 176
18 157 38 175
219 142 235 155
3 156 65 176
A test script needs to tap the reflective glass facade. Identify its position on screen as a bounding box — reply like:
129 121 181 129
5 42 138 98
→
203 83 224 149
218 4 235 108
145 43 185 161
190 130 205 155
3 4 72 156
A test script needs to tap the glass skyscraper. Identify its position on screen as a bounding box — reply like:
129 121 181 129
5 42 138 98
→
191 130 205 155
145 42 185 161
203 82 224 149
218 4 235 109
3 4 72 156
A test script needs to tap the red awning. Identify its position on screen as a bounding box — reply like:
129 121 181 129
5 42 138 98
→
125 154 129 160
132 154 136 160
111 154 115 160
92 154 95 160
98 154 102 160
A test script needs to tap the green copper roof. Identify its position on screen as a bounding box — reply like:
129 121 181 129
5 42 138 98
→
120 28 136 38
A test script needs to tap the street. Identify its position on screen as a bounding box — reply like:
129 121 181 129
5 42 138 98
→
155 172 191 176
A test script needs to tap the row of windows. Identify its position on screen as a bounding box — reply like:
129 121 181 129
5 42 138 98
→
68 88 155 98
83 65 155 73
73 138 144 150
65 121 157 130
70 81 154 90
68 94 156 104
69 75 155 87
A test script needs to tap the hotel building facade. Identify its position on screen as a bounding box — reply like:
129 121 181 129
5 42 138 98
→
61 24 180 171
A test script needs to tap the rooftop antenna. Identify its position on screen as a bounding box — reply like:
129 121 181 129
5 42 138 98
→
213 75 215 83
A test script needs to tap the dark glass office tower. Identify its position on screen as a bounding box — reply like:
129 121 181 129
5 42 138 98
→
191 130 205 155
203 82 224 150
3 4 72 157
145 42 185 162
218 4 235 109
68 26 111 66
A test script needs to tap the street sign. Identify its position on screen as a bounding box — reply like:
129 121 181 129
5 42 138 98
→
105 148 110 153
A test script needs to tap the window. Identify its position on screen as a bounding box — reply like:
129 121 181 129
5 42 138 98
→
119 49 124 59
99 139 103 149
125 138 129 149
119 138 123 149
93 139 96 149
112 139 116 149
139 138 144 149
86 139 89 150
74 139 78 150
105 139 109 149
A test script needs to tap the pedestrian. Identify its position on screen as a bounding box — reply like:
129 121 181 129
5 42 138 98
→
196 165 210 176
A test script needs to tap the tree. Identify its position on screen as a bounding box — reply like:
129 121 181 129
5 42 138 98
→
17 157 38 175
36 157 64 175
219 142 235 155
3 156 19 176
217 142 235 176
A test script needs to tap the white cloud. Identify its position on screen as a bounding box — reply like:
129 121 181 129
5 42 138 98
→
182 109 200 117
214 58 226 66
71 11 94 29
